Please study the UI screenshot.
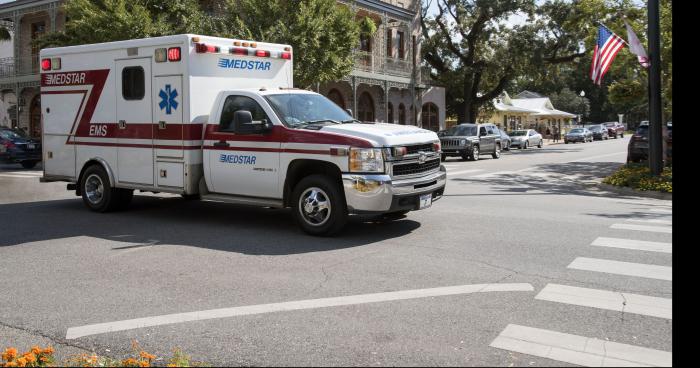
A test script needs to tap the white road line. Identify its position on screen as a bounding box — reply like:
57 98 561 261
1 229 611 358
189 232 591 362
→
65 282 534 339
535 284 672 319
472 171 514 178
625 219 672 226
568 151 627 163
568 257 671 281
646 208 672 214
490 324 672 367
610 223 672 234
591 237 671 254
446 169 484 176
0 174 39 179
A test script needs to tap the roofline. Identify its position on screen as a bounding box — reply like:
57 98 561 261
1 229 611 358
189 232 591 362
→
0 0 60 15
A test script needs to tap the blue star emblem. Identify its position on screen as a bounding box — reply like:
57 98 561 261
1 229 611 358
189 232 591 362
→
158 84 179 115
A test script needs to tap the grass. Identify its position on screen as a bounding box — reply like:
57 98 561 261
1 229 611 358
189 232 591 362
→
602 163 672 193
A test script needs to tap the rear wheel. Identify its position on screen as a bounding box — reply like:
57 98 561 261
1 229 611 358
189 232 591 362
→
492 144 501 159
292 174 348 236
20 160 37 169
80 165 121 212
523 141 528 149
537 140 543 148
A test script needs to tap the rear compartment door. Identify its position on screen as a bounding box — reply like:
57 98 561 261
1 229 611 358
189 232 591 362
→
153 75 183 158
116 58 154 185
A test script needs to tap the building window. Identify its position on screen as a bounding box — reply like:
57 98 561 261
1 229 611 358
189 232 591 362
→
397 31 405 59
360 34 372 53
398 103 406 125
122 66 145 100
388 102 394 124
386 29 393 58
422 103 439 132
412 35 417 66
31 22 46 72
358 92 375 122
327 89 345 109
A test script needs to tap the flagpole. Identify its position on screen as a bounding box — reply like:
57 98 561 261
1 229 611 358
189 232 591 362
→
596 21 630 47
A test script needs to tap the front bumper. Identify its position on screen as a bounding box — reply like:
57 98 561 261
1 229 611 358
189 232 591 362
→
510 140 527 147
0 150 41 163
441 147 471 156
342 166 447 214
564 136 585 142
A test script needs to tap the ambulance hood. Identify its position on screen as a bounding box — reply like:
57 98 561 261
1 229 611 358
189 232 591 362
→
320 123 439 147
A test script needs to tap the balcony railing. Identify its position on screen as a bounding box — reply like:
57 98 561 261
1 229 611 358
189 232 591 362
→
352 51 414 78
0 56 41 79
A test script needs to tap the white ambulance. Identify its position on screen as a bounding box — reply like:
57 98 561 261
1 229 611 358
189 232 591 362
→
40 34 446 235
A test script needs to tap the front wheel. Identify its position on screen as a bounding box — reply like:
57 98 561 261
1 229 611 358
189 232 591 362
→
441 154 447 162
523 141 528 149
537 140 543 148
21 160 37 169
492 144 501 159
470 146 480 161
620 132 624 138
292 174 348 236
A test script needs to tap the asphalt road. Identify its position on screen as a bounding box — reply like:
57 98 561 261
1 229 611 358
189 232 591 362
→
0 137 672 366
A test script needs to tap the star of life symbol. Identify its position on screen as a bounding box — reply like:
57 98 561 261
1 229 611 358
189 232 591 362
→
158 84 178 115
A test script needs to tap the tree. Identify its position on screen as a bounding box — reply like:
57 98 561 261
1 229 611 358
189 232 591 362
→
38 0 360 89
421 0 588 123
550 87 590 119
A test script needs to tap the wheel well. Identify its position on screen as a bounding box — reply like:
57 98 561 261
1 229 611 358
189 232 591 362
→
76 160 111 195
283 160 343 207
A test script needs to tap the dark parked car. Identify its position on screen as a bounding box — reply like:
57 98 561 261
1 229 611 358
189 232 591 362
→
439 123 501 161
495 127 511 151
628 121 672 163
585 124 609 140
564 128 593 143
0 128 42 168
605 122 625 138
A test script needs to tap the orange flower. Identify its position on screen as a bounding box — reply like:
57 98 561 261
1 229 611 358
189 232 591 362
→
15 357 26 367
39 356 49 362
122 358 138 366
42 346 54 355
3 348 18 362
138 361 150 367
30 346 41 355
5 361 18 367
139 351 156 361
22 353 35 364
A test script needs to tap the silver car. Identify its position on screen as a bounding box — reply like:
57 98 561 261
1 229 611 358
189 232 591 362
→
509 129 543 149
564 128 593 143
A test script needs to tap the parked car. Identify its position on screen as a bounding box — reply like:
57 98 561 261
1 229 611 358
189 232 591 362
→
628 121 672 163
509 129 543 149
495 127 511 151
605 122 625 138
439 123 502 161
585 124 609 140
0 128 42 168
564 128 593 143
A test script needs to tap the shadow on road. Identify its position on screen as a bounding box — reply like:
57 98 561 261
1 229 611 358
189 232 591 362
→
0 196 420 253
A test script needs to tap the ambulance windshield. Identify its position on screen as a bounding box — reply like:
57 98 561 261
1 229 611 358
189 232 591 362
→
265 93 353 128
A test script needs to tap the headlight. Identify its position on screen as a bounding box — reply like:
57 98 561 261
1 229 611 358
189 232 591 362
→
460 139 467 146
349 148 384 173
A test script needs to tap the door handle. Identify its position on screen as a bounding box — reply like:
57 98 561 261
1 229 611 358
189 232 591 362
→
213 141 230 147
118 120 126 129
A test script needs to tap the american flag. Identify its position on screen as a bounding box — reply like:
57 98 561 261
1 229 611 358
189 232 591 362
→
590 25 626 85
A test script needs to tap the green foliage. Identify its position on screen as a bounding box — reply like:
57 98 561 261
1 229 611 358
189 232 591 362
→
603 163 672 193
359 16 378 36
38 0 360 89
549 88 590 117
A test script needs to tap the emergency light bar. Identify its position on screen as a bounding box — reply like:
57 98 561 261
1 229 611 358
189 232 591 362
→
194 42 291 60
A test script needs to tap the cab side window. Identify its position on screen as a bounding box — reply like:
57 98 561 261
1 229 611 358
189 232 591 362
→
479 126 487 136
486 126 495 135
219 95 270 132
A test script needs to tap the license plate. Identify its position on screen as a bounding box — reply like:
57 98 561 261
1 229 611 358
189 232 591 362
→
27 144 35 150
418 193 432 209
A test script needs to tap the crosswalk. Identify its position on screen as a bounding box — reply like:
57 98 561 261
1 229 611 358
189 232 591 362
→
491 206 672 366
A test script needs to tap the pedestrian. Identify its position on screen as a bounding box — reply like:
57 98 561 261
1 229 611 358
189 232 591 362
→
546 127 551 142
553 127 559 142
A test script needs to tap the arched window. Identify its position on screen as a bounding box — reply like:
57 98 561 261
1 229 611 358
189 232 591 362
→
387 102 394 124
358 92 375 122
29 94 41 138
398 103 406 125
422 103 439 132
327 89 345 109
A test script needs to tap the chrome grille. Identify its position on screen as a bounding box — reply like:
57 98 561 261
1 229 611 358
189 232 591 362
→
440 138 462 147
405 143 435 155
392 158 440 177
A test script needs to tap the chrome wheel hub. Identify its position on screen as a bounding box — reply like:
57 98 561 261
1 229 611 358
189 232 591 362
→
85 174 104 205
299 187 331 226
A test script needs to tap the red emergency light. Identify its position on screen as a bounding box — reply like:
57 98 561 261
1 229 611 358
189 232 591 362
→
41 58 52 71
167 47 181 62
195 43 219 53
281 52 292 60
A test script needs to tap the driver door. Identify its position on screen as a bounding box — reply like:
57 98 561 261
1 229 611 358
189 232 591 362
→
207 95 280 198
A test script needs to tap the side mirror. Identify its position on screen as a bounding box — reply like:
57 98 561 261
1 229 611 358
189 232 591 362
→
233 110 272 134
345 108 353 117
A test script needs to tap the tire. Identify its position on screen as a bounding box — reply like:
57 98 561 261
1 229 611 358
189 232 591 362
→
537 140 543 148
441 154 447 162
80 164 121 212
470 145 480 161
492 144 501 159
565 140 569 144
620 132 624 138
523 141 528 149
291 174 348 236
20 160 37 169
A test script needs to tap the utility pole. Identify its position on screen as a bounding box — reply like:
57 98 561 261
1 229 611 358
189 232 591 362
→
648 0 663 175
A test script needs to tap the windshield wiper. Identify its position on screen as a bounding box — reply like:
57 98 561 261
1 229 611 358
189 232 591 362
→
292 119 340 128
341 119 361 124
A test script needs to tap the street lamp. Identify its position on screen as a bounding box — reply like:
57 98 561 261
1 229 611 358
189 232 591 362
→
579 90 586 127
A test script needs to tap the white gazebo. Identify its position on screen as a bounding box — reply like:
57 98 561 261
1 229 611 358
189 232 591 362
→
510 97 576 135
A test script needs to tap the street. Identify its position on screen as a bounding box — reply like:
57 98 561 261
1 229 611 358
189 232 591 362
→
0 137 672 366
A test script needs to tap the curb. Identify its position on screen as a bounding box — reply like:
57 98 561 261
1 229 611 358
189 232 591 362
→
597 183 672 201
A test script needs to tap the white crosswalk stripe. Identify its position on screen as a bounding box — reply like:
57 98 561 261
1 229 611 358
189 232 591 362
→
535 283 672 319
567 257 671 281
471 171 514 178
625 219 672 226
591 237 671 254
446 169 484 176
490 324 672 367
646 208 672 214
610 223 671 234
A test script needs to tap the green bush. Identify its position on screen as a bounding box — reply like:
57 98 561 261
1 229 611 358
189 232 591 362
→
603 163 672 193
